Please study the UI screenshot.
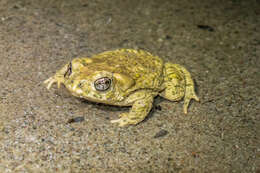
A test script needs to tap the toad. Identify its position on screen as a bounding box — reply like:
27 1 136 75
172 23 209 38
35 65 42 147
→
44 49 199 126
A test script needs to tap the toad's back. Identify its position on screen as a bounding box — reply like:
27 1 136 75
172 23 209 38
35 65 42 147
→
89 49 164 90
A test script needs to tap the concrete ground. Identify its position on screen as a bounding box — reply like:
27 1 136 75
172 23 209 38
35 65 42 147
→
0 0 259 172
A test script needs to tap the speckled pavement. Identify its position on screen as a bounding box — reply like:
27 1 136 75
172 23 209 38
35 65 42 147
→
0 0 259 172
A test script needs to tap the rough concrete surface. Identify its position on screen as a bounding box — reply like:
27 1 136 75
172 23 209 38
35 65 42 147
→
0 0 259 172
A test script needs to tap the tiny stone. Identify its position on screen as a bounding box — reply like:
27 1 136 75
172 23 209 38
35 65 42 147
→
67 116 85 123
165 35 172 40
197 25 214 32
153 129 168 138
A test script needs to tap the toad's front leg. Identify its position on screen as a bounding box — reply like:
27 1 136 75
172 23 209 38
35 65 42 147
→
44 62 70 90
111 95 154 127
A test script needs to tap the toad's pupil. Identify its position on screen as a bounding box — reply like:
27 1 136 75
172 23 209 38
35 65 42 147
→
94 77 111 91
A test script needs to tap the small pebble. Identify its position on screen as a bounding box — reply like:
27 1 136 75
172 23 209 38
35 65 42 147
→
165 35 172 40
197 25 214 32
67 116 85 124
154 129 168 138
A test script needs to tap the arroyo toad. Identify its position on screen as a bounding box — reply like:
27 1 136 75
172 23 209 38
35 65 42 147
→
44 49 199 126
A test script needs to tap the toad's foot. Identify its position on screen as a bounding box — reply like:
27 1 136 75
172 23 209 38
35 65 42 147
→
111 94 154 127
160 63 199 114
183 85 199 114
44 75 64 90
44 63 71 90
111 113 138 127
169 63 199 114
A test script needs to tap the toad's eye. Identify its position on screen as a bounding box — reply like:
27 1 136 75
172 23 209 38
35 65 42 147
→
94 77 112 91
64 62 72 78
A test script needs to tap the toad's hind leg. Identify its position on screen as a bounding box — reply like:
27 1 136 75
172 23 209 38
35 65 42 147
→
160 63 199 114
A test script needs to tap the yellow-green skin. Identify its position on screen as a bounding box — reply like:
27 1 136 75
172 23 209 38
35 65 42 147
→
44 49 199 127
